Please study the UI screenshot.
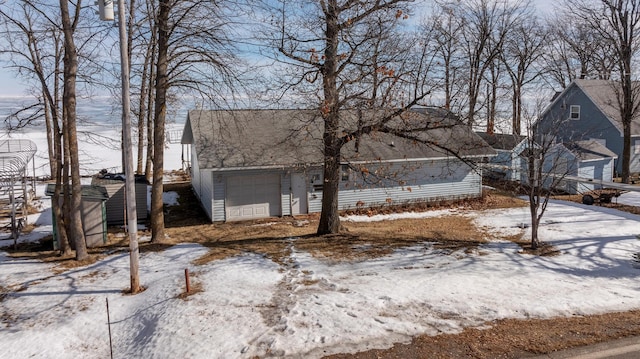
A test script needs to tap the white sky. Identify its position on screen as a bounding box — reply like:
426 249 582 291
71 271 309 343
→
0 186 639 358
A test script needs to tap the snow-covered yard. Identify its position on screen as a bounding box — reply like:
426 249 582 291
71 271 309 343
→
1 191 640 358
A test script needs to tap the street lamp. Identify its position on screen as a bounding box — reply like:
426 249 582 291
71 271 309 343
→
98 0 140 293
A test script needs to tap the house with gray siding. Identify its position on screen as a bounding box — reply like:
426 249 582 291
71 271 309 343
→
181 108 495 222
542 140 617 194
476 132 527 181
537 79 640 176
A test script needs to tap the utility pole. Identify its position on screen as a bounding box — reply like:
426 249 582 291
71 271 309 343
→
99 0 141 293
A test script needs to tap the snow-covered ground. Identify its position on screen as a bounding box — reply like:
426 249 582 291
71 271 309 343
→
1 190 640 358
617 190 640 207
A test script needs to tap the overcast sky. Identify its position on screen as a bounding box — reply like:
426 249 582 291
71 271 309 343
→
0 0 558 98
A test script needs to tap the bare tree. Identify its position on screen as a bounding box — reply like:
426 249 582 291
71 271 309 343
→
501 14 547 135
0 2 76 256
259 0 473 234
425 1 465 111
59 0 88 260
150 0 170 243
455 0 524 126
525 104 587 249
543 11 616 90
483 57 504 134
149 0 239 243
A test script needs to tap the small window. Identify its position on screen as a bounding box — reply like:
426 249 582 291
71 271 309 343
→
635 139 640 154
341 164 350 181
569 105 580 120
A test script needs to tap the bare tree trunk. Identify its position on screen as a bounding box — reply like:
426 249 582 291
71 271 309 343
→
59 0 87 260
42 96 56 177
318 114 341 234
512 86 521 135
527 150 540 250
529 199 540 249
53 129 71 256
145 89 154 183
150 0 169 243
145 25 157 183
136 47 153 175
622 118 632 182
621 59 633 183
316 0 341 235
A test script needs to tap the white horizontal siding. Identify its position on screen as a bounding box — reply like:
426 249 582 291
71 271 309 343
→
337 160 481 209
308 168 324 213
212 174 225 221
190 146 215 221
203 161 482 221
281 173 291 216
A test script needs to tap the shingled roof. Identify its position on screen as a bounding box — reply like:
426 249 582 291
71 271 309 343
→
475 132 525 151
181 108 495 170
564 139 618 161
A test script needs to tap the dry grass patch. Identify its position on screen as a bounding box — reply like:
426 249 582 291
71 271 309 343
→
327 310 640 359
4 184 532 272
191 214 525 265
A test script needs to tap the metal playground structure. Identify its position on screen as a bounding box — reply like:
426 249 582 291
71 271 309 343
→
0 139 37 247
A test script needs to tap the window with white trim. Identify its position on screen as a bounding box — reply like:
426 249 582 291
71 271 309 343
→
569 105 580 120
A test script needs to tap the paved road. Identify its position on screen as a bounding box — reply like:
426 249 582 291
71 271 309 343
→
532 336 640 359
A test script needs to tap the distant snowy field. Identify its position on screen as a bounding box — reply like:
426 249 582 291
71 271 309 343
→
0 96 187 178
7 122 186 178
1 191 640 358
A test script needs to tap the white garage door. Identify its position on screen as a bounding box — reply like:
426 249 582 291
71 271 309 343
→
226 174 281 221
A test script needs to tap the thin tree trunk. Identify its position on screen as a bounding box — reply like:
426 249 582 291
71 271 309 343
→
62 104 71 249
621 66 632 183
622 121 631 183
53 129 71 256
512 86 521 135
51 87 71 256
145 26 157 183
145 89 154 183
528 155 539 250
529 200 539 249
136 44 152 175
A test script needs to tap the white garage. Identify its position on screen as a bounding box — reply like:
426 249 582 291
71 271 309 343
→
225 174 281 221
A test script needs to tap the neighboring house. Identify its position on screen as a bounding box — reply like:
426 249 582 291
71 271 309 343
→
537 79 640 176
476 132 527 181
542 140 618 194
181 108 496 222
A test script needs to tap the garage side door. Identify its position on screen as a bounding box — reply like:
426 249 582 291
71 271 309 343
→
226 174 281 221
